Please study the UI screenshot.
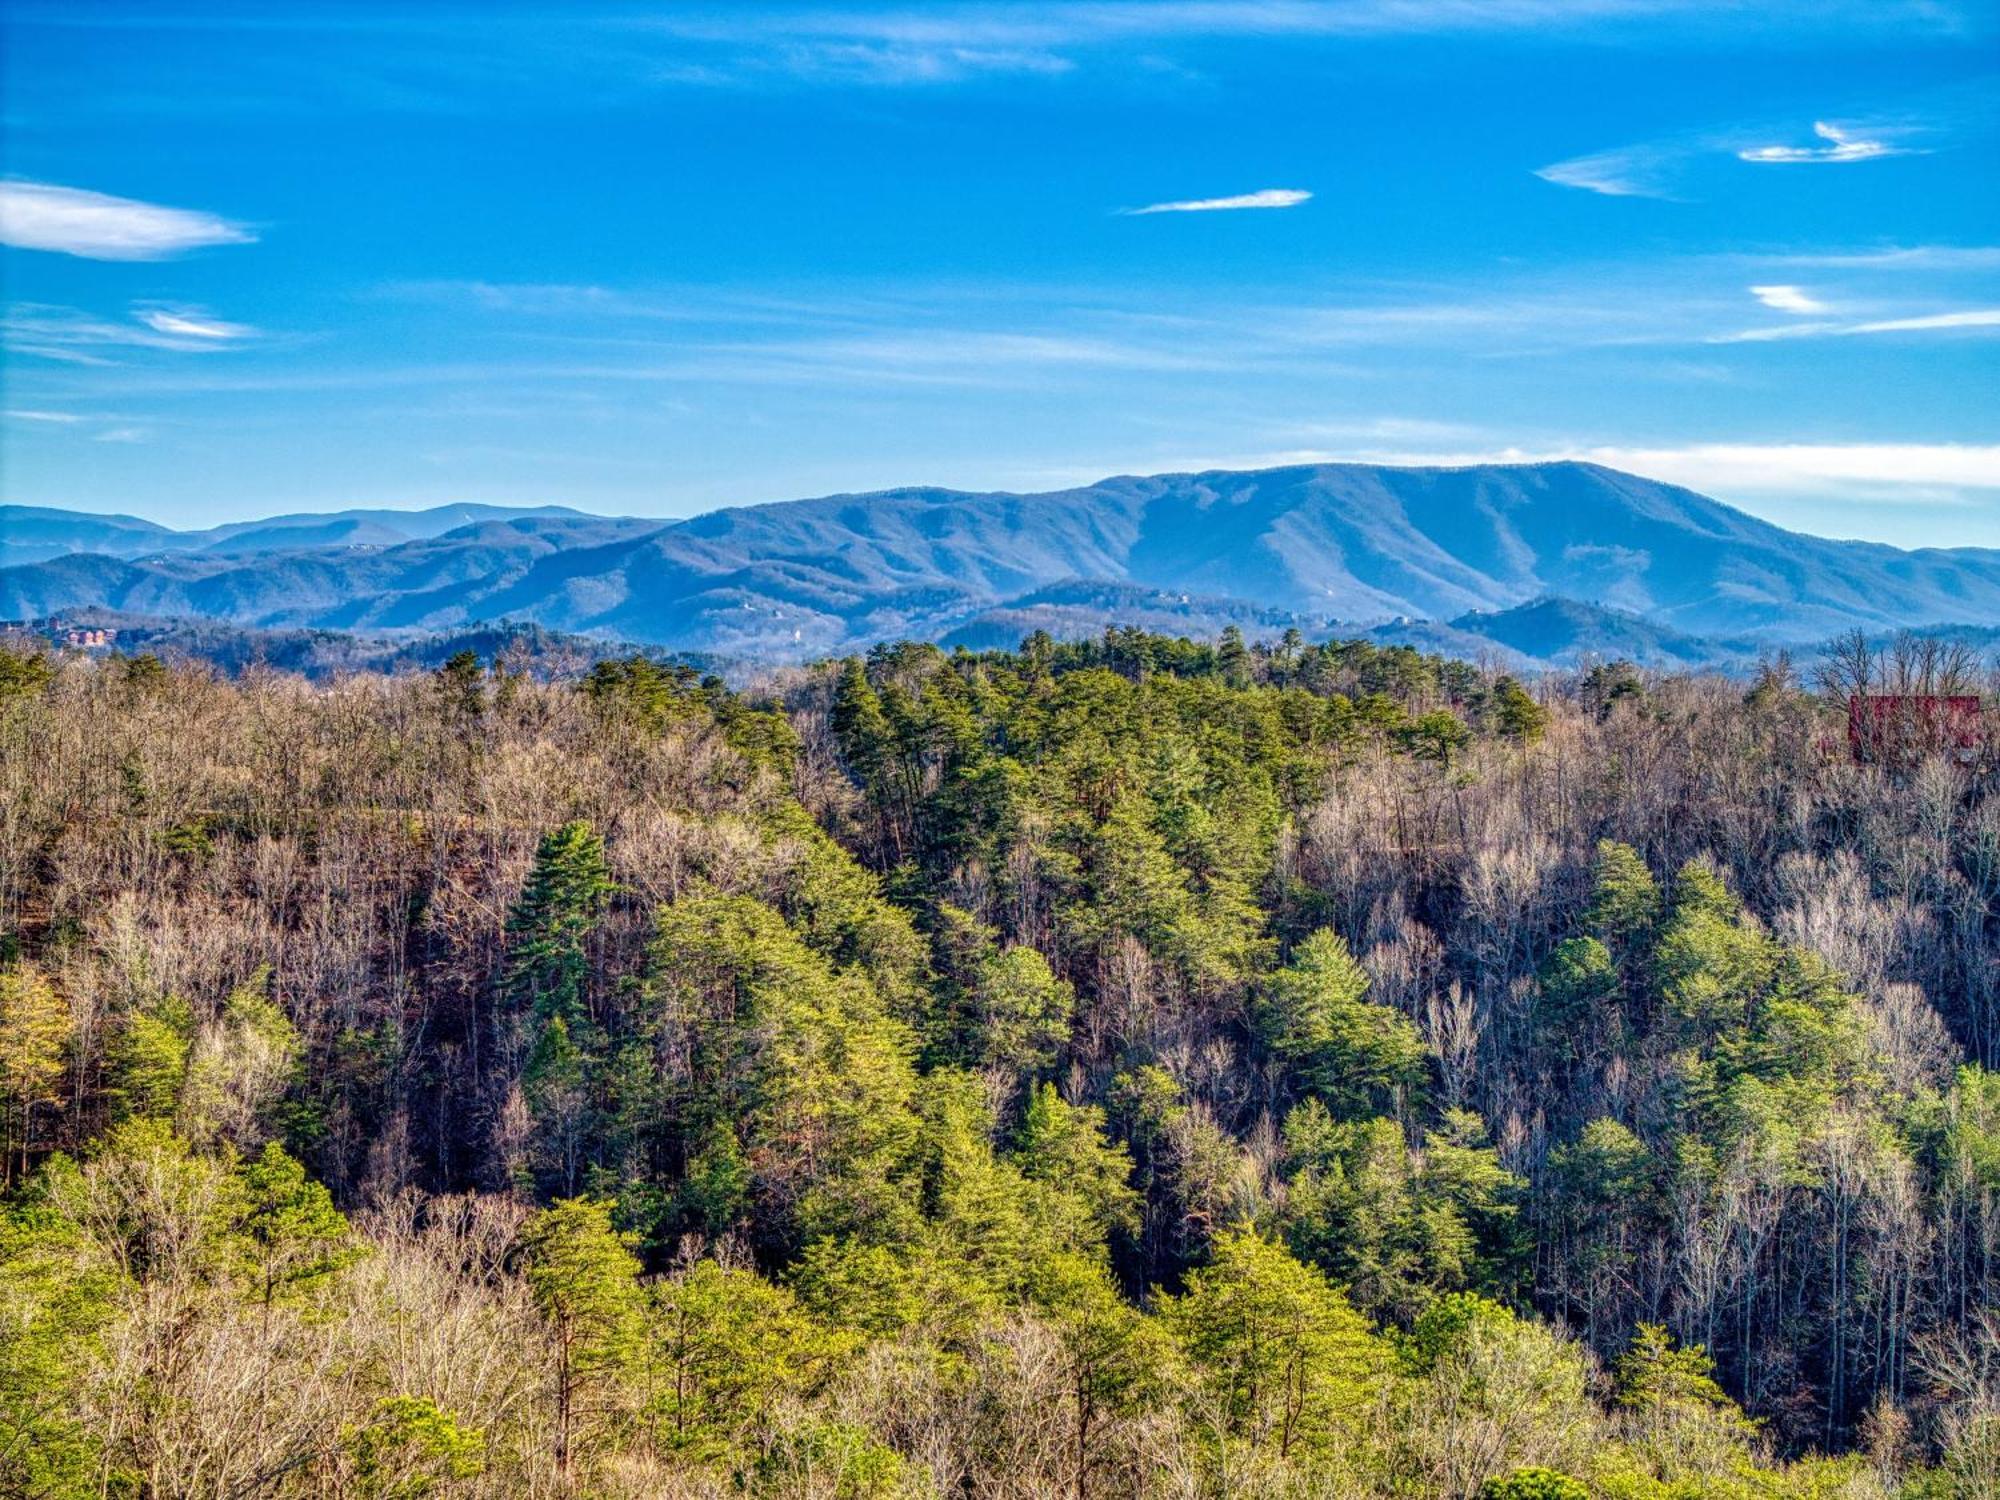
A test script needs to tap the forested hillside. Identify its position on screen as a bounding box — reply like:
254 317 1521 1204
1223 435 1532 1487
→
3 629 1998 1498
15 464 2000 661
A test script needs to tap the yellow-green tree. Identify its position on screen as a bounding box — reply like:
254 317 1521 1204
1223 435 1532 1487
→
0 963 71 1182
1164 1227 1384 1461
516 1197 643 1486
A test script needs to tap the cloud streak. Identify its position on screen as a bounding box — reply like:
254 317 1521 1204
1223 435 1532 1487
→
0 180 255 260
1125 188 1311 215
1852 308 2000 333
1739 120 1917 164
1576 443 2000 501
134 305 258 340
4 302 261 360
1758 245 2000 271
1540 114 1935 199
1750 285 1826 313
1534 145 1680 199
1711 306 2000 342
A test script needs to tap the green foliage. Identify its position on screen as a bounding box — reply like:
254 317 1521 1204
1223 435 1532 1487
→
582 656 774 765
1164 1226 1385 1459
107 995 192 1123
767 801 930 1024
1261 929 1427 1116
1587 841 1661 948
518 1195 644 1360
1914 1414 2000 1500
1400 709 1473 765
1536 937 1617 1038
0 1205 115 1498
0 645 53 703
649 891 921 1253
44 1116 249 1286
969 943 1073 1075
1028 1248 1170 1482
516 1196 645 1479
787 1235 991 1344
503 821 616 1027
7 628 1996 1495
178 968 305 1151
435 648 486 720
1479 1467 1589 1500
521 1013 591 1196
0 961 72 1178
1491 677 1551 745
1614 1323 1740 1416
1280 1104 1523 1319
645 1260 852 1459
753 1418 904 1498
238 1140 361 1306
342 1396 486 1499
1611 1323 1761 1477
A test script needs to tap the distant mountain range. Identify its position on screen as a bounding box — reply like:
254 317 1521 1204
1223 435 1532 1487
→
8 463 2000 666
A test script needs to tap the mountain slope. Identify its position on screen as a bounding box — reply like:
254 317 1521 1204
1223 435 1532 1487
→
0 501 593 568
8 463 2000 660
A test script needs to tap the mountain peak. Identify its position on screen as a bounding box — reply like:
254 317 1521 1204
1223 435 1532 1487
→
7 462 1999 663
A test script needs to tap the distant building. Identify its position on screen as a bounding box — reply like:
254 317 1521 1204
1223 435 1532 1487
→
1847 693 1983 767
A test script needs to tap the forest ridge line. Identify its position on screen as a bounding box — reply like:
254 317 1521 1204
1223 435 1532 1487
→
9 460 2000 665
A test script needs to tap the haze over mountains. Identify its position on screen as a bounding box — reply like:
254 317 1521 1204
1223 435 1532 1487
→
7 462 2000 666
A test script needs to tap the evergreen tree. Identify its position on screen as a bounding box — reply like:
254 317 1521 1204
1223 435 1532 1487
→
341 1396 486 1499
1165 1227 1384 1460
1491 676 1550 745
517 1197 644 1485
0 962 71 1181
644 1260 850 1461
1030 1250 1168 1499
1586 841 1660 950
502 822 616 1027
1260 930 1427 1117
238 1140 360 1309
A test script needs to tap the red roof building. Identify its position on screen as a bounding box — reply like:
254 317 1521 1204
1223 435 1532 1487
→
1847 694 1983 766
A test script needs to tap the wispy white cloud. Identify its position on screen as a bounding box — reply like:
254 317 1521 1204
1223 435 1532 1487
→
1759 245 2000 271
1542 112 1940 200
1534 144 1682 199
1125 187 1311 215
0 180 255 260
133 305 258 340
3 408 83 424
649 2 1982 55
1570 443 2000 503
1851 308 2000 333
1739 120 1919 164
1709 322 1841 344
622 1 1967 91
1750 284 1826 313
1711 306 2000 342
4 302 260 360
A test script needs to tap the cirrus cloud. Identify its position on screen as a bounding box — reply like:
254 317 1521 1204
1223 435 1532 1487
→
1739 120 1918 164
134 305 258 340
1125 188 1312 215
1750 285 1827 313
0 180 255 260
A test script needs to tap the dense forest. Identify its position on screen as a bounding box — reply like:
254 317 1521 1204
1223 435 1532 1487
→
3 625 1998 1498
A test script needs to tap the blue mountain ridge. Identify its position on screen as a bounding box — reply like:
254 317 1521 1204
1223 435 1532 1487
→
6 462 1998 663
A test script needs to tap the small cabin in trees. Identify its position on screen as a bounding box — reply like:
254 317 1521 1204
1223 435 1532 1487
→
1847 693 1984 767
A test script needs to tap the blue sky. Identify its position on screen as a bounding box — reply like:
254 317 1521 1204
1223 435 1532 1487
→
3 2 1997 544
